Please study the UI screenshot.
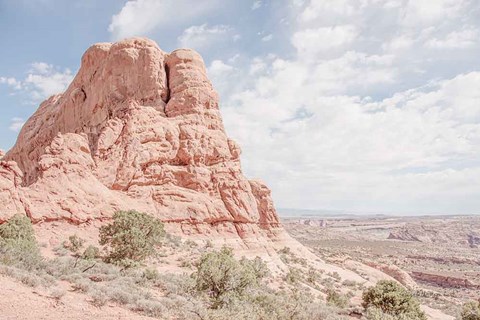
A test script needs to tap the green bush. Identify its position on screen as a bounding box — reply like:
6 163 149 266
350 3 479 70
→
0 214 41 270
461 301 480 320
306 267 321 284
99 210 165 267
64 234 85 254
326 289 349 308
193 246 268 309
82 245 100 260
284 267 302 284
0 214 36 241
362 280 426 320
366 307 408 320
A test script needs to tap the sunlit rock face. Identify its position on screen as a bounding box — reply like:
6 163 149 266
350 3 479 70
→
1 38 280 240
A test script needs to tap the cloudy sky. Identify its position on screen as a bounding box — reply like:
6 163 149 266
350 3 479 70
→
1 0 479 215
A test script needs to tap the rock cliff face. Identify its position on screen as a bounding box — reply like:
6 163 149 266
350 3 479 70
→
0 38 280 240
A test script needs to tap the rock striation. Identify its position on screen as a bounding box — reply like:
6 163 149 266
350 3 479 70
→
411 271 480 289
0 38 280 240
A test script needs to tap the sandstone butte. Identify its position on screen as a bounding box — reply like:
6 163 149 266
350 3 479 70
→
1 37 282 239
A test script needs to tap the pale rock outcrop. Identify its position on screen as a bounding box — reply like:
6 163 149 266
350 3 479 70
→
1 38 279 239
0 161 27 222
365 262 418 289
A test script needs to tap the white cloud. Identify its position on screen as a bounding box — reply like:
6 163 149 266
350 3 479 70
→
382 35 414 52
220 64 480 213
251 0 262 10
291 25 357 58
24 63 73 102
207 0 480 214
108 0 221 40
425 28 478 49
178 24 232 51
30 62 52 74
261 34 273 42
299 0 355 22
209 60 234 74
9 117 25 132
400 0 465 27
1 62 73 103
0 77 22 90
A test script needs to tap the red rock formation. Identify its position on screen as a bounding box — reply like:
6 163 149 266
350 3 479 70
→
0 38 280 239
411 271 480 289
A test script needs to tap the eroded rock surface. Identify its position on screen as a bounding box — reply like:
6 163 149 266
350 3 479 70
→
1 38 280 239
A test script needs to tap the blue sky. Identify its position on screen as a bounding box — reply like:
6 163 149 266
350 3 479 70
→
1 0 480 214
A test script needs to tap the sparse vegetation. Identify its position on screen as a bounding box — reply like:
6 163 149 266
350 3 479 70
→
284 267 302 284
306 267 321 283
460 301 480 320
362 280 427 320
82 245 100 260
0 212 411 320
64 234 85 254
326 289 349 308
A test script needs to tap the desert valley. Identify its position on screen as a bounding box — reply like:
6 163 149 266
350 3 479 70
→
284 213 480 317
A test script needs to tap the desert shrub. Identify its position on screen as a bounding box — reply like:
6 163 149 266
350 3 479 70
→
328 271 341 281
71 278 92 293
326 289 349 308
99 210 165 267
142 268 160 282
178 258 192 268
204 239 213 248
0 265 53 289
306 267 321 284
366 307 401 320
82 245 100 260
461 301 480 320
184 239 198 248
91 289 108 307
165 233 181 248
225 288 347 320
20 272 41 287
64 234 85 254
342 279 358 287
156 272 195 295
50 288 66 300
284 267 302 284
362 280 427 320
0 214 36 241
133 299 166 317
0 214 42 270
102 276 155 306
193 246 268 309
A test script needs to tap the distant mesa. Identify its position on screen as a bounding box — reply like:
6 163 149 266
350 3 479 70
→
297 219 327 227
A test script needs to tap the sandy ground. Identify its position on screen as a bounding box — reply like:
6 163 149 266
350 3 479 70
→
0 276 154 320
